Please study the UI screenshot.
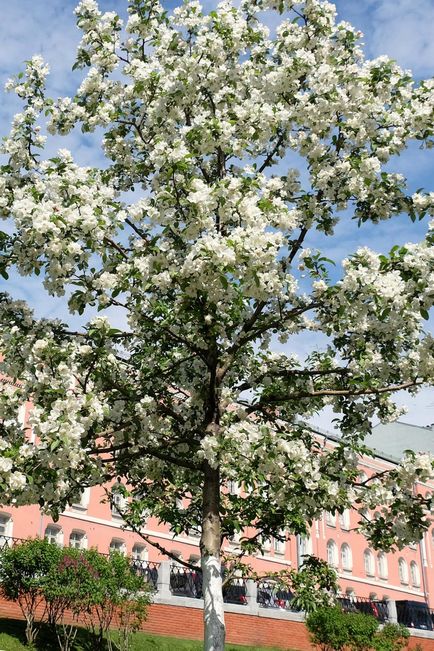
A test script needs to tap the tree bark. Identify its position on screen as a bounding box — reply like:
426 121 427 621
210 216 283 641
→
201 463 225 651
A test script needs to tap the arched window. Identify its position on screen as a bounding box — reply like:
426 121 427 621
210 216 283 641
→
339 510 350 530
431 529 434 546
410 561 421 587
109 538 126 555
299 535 312 558
0 513 12 541
45 525 63 546
69 530 87 549
111 491 126 519
398 558 409 584
132 544 148 561
360 508 372 522
72 487 90 510
326 512 336 527
341 543 352 571
369 592 378 600
364 549 374 576
326 540 338 567
377 552 388 579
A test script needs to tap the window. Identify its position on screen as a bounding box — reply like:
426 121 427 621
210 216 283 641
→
273 531 285 555
109 538 126 554
111 491 126 519
189 554 200 566
360 508 372 522
339 510 350 530
346 587 355 600
369 592 378 601
45 525 63 546
72 487 90 510
398 558 409 584
299 535 312 558
0 514 12 540
326 540 338 567
341 543 352 571
228 481 240 495
69 531 86 549
132 544 148 561
377 552 388 579
364 549 374 576
410 561 421 587
325 512 336 527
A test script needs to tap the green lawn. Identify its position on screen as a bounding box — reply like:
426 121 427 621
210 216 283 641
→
0 618 289 651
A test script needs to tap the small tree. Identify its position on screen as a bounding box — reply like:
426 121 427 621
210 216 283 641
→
43 547 102 651
0 538 61 645
78 550 149 651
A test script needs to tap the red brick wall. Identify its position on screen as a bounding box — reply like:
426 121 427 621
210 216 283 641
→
1 595 433 650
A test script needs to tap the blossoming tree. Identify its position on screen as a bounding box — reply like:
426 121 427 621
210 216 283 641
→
0 0 434 648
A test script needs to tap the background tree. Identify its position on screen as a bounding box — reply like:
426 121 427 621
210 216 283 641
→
0 538 61 645
0 0 434 649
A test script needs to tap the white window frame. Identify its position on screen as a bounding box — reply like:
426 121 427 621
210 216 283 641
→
109 538 126 555
325 512 336 527
341 543 352 571
69 530 87 549
111 492 126 519
364 549 374 576
45 525 63 547
410 561 421 587
72 487 90 511
377 552 388 579
339 510 350 530
326 540 338 567
132 544 148 561
0 514 12 539
273 531 285 555
398 558 409 584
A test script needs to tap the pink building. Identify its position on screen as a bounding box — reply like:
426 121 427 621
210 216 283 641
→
0 387 433 611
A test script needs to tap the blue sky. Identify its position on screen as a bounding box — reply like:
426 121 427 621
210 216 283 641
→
0 0 433 431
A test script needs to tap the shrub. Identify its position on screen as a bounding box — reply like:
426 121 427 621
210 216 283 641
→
345 611 379 651
0 538 61 645
307 606 349 651
373 623 410 651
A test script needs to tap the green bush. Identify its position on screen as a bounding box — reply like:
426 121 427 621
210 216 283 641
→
373 623 410 651
0 538 61 645
306 606 349 651
307 606 405 651
345 611 379 651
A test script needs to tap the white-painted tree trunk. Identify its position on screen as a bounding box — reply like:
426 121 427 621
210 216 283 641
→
202 553 225 651
201 462 225 651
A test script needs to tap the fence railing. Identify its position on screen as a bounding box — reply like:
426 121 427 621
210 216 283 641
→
256 579 297 611
337 595 389 623
2 536 434 629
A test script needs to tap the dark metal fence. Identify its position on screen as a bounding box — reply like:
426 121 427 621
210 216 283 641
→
396 600 433 631
131 558 160 590
223 577 248 605
337 595 388 622
257 579 295 610
170 565 202 598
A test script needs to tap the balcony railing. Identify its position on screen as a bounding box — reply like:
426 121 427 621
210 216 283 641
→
337 595 389 623
256 579 297 611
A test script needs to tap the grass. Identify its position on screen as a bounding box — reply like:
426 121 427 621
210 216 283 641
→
0 618 288 651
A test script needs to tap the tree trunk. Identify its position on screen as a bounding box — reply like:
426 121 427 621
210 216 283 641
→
201 463 225 651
